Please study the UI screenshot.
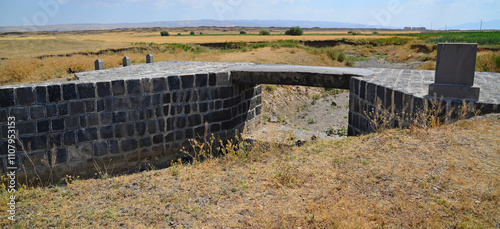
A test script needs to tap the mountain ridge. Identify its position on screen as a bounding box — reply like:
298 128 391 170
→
442 19 500 30
0 19 386 32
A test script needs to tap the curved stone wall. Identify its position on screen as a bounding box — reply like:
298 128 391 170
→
0 63 262 183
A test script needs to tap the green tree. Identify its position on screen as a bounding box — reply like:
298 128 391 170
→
285 26 303 36
259 30 271 36
160 31 170 36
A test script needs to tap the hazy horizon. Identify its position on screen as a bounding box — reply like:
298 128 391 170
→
0 0 499 30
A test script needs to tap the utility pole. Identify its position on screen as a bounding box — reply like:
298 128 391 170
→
480 19 483 31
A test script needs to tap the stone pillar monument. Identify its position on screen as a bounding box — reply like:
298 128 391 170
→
123 56 131 67
146 54 154 63
428 43 480 101
94 59 104 70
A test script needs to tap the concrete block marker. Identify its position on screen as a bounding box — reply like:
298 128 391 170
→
94 59 104 70
123 56 131 67
146 54 154 63
428 43 480 101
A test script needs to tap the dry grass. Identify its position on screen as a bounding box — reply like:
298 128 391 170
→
476 51 500 72
0 45 346 85
417 61 436 70
0 37 125 58
0 31 411 59
1 116 499 228
1 30 498 86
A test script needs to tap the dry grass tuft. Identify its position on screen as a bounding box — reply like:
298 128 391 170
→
1 115 498 228
476 51 500 72
417 60 436 70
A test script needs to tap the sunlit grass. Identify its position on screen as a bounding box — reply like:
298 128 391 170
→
1 116 498 228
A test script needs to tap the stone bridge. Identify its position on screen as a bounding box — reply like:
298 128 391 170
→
1 47 499 183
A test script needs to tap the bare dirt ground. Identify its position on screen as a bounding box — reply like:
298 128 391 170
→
245 86 350 144
245 59 424 144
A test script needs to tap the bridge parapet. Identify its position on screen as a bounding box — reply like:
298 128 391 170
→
230 64 372 89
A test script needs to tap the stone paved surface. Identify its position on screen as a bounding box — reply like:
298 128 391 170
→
3 62 498 105
366 68 500 104
75 61 256 82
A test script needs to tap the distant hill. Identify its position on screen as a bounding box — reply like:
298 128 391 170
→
443 19 500 30
0 19 386 32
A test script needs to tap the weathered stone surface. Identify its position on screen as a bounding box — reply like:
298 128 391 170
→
30 105 46 120
146 54 154 63
123 56 131 67
93 141 108 157
0 89 14 107
230 64 373 89
95 59 104 70
428 84 480 101
111 80 125 96
47 85 61 102
429 43 480 100
16 87 36 106
350 67 500 136
435 43 477 86
121 138 138 152
63 84 77 100
52 118 64 131
78 83 96 99
36 86 47 103
10 107 28 120
70 143 93 161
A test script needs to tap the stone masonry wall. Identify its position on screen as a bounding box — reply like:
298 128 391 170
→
348 68 500 136
0 72 261 183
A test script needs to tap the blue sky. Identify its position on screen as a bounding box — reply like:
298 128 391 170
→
0 0 499 29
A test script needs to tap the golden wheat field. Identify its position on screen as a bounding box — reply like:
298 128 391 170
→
1 28 499 86
0 30 409 58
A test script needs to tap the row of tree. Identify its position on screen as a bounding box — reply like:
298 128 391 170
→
160 31 202 36
160 26 304 36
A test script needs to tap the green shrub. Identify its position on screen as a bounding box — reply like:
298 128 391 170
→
199 32 204 35
259 30 271 36
240 30 247 35
372 31 380 35
190 31 195 35
285 26 304 36
160 31 170 36
166 43 205 53
265 84 277 92
337 127 348 136
324 48 346 62
177 33 181 36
